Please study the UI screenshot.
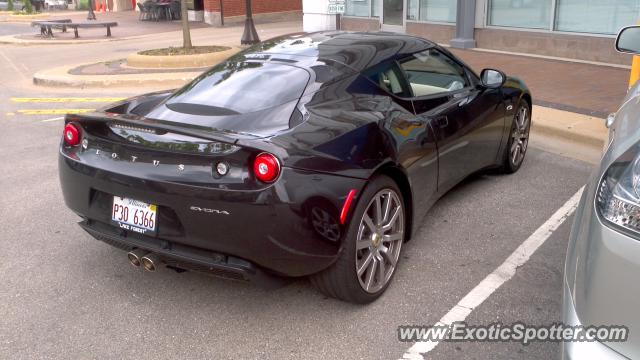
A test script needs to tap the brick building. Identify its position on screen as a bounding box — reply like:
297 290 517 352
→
189 0 301 26
327 0 640 66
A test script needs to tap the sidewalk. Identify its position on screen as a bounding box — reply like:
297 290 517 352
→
449 47 630 118
2 11 210 41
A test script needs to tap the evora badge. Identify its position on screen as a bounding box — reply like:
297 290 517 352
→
189 206 231 215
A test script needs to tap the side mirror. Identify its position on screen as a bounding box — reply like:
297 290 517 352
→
616 26 640 54
480 69 506 88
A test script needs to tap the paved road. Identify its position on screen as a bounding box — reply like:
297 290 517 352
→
0 89 594 359
0 22 31 36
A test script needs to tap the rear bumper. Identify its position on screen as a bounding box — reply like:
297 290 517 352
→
80 220 287 287
59 152 367 277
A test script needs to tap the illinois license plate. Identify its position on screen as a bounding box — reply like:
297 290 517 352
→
112 196 157 235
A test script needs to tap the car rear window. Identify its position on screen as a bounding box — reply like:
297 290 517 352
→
166 61 310 115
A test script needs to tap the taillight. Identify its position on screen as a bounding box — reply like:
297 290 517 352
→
64 123 81 146
253 152 280 183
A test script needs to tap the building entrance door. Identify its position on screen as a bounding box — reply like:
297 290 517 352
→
380 0 405 32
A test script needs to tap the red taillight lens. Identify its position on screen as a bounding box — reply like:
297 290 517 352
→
340 189 358 225
64 123 81 146
253 153 280 183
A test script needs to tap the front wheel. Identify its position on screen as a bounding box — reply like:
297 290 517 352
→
501 100 531 174
310 175 405 303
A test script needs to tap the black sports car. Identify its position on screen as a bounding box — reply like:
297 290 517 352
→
59 31 531 303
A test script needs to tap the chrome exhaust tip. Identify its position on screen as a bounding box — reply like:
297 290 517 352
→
127 249 150 268
141 253 161 272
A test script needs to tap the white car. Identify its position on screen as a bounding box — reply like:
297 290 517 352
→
44 0 67 9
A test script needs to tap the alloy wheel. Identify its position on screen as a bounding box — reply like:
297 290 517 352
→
510 106 530 167
355 188 404 293
311 207 340 242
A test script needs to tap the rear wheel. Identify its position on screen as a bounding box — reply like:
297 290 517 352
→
501 100 531 174
310 175 405 303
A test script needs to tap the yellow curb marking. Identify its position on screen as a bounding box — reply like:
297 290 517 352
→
6 112 15 116
11 97 125 103
18 109 95 115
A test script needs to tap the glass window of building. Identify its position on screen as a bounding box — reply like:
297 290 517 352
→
345 0 380 17
555 0 640 35
488 0 552 29
407 0 456 22
372 0 380 17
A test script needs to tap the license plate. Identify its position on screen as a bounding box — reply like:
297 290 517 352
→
111 196 157 235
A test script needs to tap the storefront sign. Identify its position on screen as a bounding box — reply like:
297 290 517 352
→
328 0 345 14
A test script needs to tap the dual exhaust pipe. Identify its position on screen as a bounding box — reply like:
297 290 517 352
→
127 249 160 272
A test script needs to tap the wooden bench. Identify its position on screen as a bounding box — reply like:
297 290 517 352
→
33 21 118 38
31 19 71 37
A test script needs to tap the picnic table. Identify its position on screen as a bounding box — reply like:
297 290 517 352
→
139 0 180 21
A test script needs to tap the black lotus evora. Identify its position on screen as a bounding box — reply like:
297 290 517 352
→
59 31 532 303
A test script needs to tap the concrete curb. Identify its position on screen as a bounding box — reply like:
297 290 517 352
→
126 47 239 69
33 63 200 88
531 105 607 149
0 33 154 45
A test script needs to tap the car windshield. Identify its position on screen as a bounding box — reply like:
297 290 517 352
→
165 61 310 115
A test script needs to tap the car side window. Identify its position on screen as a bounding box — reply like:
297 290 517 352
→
398 49 469 98
363 62 411 98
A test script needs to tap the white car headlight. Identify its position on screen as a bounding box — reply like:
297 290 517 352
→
596 148 640 235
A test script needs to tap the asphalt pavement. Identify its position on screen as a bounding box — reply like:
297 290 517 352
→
0 89 594 359
0 22 30 36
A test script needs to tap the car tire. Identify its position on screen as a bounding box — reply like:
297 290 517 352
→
500 99 531 174
310 175 405 303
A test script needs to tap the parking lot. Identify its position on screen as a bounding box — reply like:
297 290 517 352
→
0 88 593 359
5 6 634 357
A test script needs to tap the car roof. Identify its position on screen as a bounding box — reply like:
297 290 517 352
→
244 31 436 73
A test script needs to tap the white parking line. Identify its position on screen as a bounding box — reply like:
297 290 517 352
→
0 49 27 81
41 117 64 123
401 187 585 360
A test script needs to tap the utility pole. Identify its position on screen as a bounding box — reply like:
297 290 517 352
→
219 0 224 26
240 0 260 45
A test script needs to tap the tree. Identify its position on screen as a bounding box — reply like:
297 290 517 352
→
24 0 33 13
7 0 13 11
181 0 192 49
